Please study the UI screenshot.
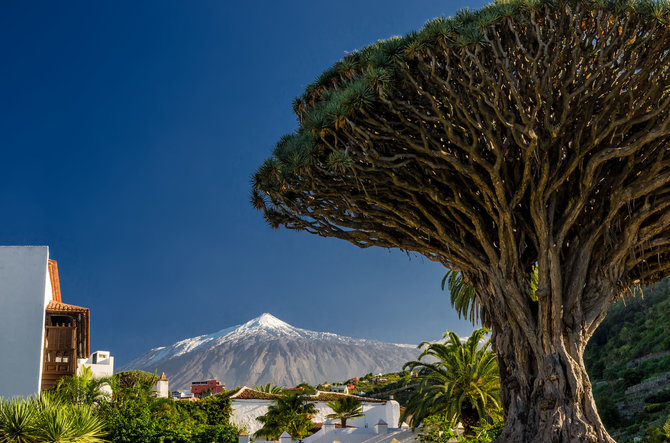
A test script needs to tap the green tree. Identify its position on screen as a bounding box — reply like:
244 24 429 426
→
401 328 500 435
254 393 316 440
54 366 111 406
326 397 364 428
295 383 317 395
252 0 670 440
109 371 157 405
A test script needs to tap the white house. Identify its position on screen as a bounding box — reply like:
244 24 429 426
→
227 387 400 435
0 246 92 397
303 419 420 443
78 350 114 378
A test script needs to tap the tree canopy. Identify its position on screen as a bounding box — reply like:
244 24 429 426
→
253 0 670 440
325 397 364 428
401 328 501 435
254 393 316 441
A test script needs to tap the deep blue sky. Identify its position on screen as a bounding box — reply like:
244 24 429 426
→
1 1 486 364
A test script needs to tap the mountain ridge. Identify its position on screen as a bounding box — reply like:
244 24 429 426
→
121 313 420 390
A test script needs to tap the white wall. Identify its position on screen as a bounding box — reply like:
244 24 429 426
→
231 399 271 434
78 351 114 379
0 246 51 398
230 399 400 435
311 400 400 428
155 380 169 398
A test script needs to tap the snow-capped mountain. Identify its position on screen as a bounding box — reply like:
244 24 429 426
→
120 313 421 390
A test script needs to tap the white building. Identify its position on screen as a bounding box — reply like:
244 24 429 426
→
154 372 170 398
78 350 114 378
330 385 350 394
0 246 92 397
227 387 400 436
303 419 420 443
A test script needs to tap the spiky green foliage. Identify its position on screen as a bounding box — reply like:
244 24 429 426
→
34 396 106 443
0 395 106 443
254 393 316 441
253 383 284 394
442 267 538 324
325 397 364 428
401 329 501 435
0 398 37 443
442 270 479 324
54 366 111 406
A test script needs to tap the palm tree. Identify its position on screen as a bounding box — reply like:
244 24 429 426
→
442 268 537 324
254 393 316 440
54 366 111 406
401 328 501 436
253 383 284 394
326 397 363 428
441 270 479 324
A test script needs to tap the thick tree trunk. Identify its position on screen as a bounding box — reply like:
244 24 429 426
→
488 305 614 442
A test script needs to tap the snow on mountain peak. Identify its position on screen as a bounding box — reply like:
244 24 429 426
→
250 313 291 329
127 313 414 368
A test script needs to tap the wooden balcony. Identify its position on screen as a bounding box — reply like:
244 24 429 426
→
41 325 77 391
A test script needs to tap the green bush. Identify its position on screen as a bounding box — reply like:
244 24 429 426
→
596 395 625 429
646 390 670 404
645 404 666 414
623 368 644 388
96 383 239 443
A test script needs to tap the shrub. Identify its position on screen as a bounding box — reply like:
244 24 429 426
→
644 404 666 414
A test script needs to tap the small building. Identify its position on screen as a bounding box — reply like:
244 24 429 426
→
78 350 114 379
0 247 92 396
174 392 198 401
191 379 226 396
171 390 192 400
154 372 169 398
331 385 349 394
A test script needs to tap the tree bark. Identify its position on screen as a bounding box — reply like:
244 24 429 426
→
486 295 615 443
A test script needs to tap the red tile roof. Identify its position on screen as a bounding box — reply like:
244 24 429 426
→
308 392 386 403
48 260 61 302
228 387 280 400
227 387 387 404
46 300 89 313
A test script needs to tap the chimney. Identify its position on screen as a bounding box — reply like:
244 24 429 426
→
324 419 335 433
280 431 293 443
238 433 250 443
375 419 388 435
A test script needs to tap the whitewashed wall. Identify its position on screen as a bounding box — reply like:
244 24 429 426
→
311 400 400 429
231 399 400 435
0 246 51 398
231 399 271 434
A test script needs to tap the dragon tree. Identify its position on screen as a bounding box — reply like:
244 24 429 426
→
252 0 670 441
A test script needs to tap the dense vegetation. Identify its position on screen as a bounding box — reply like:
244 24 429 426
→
0 370 239 443
98 371 239 443
584 279 670 442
